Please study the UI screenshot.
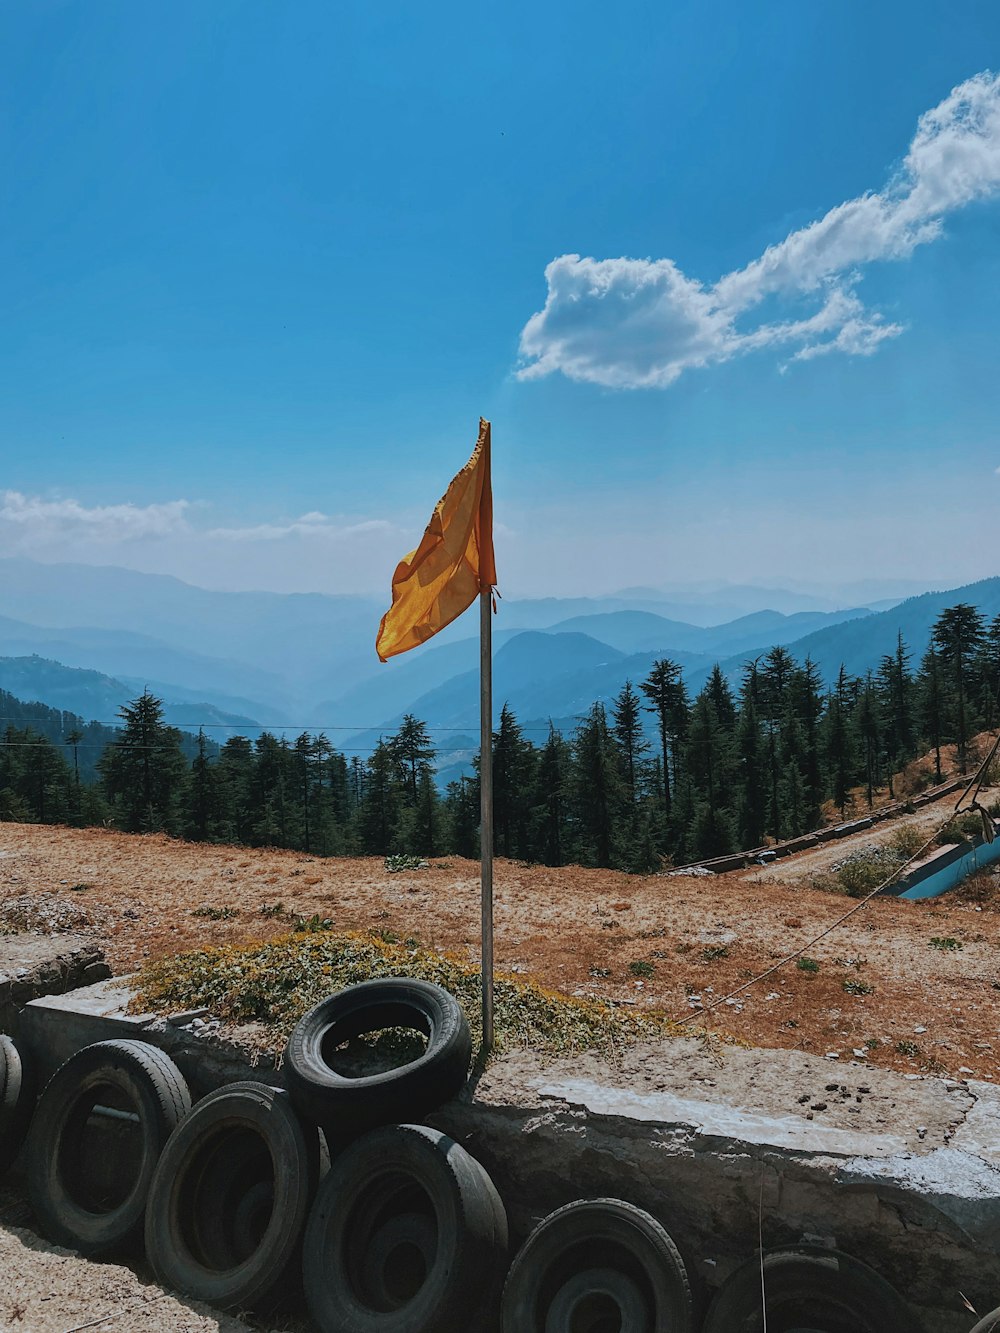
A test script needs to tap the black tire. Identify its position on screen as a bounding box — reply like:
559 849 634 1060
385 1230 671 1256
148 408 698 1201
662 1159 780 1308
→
501 1198 693 1333
302 1122 508 1333
970 1310 1000 1333
145 1080 319 1310
701 1247 913 1333
26 1038 190 1256
285 978 472 1129
0 1034 36 1177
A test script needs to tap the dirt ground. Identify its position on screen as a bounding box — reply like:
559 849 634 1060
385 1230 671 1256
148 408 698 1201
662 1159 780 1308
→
0 1225 256 1333
3 783 1000 1082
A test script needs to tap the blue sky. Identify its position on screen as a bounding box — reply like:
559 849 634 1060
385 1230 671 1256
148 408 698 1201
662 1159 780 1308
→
2 0 999 597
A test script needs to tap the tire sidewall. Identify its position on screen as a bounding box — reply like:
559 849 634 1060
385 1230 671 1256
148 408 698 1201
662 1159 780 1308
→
501 1197 693 1333
145 1081 318 1308
26 1039 188 1254
303 1122 505 1333
285 979 471 1127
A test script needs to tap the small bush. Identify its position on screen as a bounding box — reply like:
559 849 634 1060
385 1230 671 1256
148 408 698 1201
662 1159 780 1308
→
843 978 874 995
929 936 963 951
834 848 901 898
796 957 820 974
937 811 985 845
293 913 333 933
629 960 655 978
700 945 729 962
191 905 239 921
259 902 286 918
887 825 926 860
385 855 429 872
895 1039 919 1057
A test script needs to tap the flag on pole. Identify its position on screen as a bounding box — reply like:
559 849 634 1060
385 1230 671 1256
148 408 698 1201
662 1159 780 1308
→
375 418 496 662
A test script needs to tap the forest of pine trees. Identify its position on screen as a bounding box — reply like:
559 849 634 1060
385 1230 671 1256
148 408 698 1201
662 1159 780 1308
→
2 603 999 872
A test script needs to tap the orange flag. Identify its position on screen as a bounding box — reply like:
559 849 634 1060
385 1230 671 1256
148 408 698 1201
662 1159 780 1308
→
376 418 497 662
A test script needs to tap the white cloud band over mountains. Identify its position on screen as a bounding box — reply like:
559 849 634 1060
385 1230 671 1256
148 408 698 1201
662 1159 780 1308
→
0 491 400 592
517 71 1000 388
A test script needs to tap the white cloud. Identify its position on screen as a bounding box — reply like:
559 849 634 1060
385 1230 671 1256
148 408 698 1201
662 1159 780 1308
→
0 491 192 545
207 515 394 542
518 71 1000 388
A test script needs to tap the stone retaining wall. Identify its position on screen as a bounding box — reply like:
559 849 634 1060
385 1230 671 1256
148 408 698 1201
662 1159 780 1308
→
0 934 111 1034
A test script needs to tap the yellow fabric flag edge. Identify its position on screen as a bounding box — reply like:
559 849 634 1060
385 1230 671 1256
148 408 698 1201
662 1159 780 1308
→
375 418 496 663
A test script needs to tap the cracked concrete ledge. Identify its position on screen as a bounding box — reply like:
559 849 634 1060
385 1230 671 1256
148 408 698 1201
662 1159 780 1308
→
15 983 1000 1332
0 934 110 1031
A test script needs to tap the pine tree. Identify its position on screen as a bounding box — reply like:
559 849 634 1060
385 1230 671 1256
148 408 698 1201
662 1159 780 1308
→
358 740 402 854
932 603 986 773
788 659 824 828
823 667 855 817
611 680 649 806
877 633 914 795
640 659 688 820
687 687 736 857
444 774 480 859
917 645 947 784
735 682 768 847
531 725 569 865
975 614 1000 732
491 704 535 859
392 715 436 807
186 729 220 841
856 672 881 808
571 703 625 868
98 690 188 834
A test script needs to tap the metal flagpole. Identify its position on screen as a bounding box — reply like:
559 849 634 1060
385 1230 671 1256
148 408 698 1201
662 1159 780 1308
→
480 582 495 1050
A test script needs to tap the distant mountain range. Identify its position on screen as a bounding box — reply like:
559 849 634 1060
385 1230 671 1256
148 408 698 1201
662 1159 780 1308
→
0 657 264 741
0 558 997 782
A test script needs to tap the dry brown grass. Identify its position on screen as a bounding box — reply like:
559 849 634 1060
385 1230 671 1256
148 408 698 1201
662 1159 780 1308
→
2 807 1000 1081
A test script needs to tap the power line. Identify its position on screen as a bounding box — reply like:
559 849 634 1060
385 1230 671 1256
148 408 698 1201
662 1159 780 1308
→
0 716 588 734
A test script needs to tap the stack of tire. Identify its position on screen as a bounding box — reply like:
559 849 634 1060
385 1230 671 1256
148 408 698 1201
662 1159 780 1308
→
0 998 967 1332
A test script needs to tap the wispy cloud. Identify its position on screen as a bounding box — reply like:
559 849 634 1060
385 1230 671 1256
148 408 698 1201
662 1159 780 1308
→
207 514 394 542
0 491 192 545
518 71 1000 388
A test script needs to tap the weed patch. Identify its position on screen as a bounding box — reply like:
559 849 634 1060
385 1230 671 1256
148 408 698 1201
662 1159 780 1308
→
130 930 686 1057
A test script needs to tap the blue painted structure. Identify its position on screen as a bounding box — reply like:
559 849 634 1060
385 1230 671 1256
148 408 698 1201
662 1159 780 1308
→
895 826 1000 900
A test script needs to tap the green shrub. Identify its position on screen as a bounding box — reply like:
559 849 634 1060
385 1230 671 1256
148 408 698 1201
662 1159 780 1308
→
385 854 429 872
700 945 729 962
895 1039 919 1057
191 905 239 920
929 936 963 951
937 811 985 845
887 825 926 860
835 848 901 897
293 913 333 933
796 957 820 974
628 960 655 978
843 978 874 995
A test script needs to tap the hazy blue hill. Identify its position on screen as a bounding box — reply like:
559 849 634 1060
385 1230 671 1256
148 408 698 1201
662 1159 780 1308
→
0 613 285 715
0 656 263 740
693 607 871 655
548 606 870 657
345 633 709 753
0 558 384 697
549 611 705 653
310 627 529 729
702 576 1000 689
0 557 904 718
